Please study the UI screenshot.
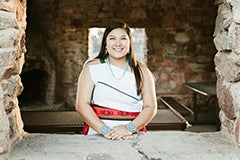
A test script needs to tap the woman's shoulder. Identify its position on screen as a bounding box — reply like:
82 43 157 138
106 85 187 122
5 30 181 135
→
138 62 149 72
137 62 155 79
84 58 102 67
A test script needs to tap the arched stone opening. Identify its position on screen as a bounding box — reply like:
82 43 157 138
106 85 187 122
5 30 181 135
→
18 69 48 107
1 0 240 157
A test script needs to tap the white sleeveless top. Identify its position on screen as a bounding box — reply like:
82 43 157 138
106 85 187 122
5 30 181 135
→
87 62 143 135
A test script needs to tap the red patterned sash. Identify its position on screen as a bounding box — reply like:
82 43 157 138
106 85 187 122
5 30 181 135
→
82 104 146 135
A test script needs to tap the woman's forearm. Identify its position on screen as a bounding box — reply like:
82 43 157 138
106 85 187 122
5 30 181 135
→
132 105 157 130
76 104 104 134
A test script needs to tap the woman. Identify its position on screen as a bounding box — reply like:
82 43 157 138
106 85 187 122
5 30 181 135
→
76 22 157 140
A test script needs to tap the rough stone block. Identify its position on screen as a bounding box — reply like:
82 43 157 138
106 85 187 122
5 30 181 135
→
0 29 18 48
0 138 9 155
0 102 9 131
215 51 240 82
230 82 240 111
230 0 240 8
5 132 240 159
233 6 240 23
235 114 240 145
0 0 16 12
214 31 230 51
229 23 240 53
0 11 17 30
0 48 16 67
217 79 237 120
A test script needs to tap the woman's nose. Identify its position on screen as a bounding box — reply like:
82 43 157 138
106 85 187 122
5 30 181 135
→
115 39 121 45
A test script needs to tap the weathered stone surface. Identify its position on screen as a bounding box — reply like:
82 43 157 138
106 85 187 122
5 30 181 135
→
138 132 240 159
0 0 16 12
7 107 24 140
0 100 10 155
0 29 18 48
229 22 240 53
0 48 20 80
1 0 240 157
0 137 9 155
233 6 240 23
230 0 240 8
230 82 240 111
217 80 236 120
0 0 26 155
0 11 17 30
223 86 237 119
235 114 240 144
215 0 225 5
3 132 240 160
213 2 232 37
215 51 240 82
214 31 230 51
0 102 9 131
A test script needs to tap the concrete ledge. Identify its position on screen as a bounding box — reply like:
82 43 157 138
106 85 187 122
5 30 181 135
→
3 131 240 160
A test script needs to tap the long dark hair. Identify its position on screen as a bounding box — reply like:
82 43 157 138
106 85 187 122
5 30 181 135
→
95 22 142 95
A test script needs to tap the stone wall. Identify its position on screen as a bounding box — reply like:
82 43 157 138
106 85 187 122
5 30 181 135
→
3 0 240 156
21 0 217 110
0 0 26 154
214 0 240 146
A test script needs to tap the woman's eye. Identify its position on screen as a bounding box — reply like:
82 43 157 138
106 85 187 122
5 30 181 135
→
109 38 115 40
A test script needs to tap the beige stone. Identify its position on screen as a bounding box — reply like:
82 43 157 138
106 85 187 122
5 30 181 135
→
0 29 18 48
215 52 240 82
1 0 240 157
229 23 240 53
0 0 16 13
0 11 17 30
3 132 240 160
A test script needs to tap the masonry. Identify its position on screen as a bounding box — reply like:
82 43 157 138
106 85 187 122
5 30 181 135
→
0 0 240 156
20 0 217 110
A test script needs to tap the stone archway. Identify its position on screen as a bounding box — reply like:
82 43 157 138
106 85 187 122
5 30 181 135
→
18 69 48 106
1 0 240 156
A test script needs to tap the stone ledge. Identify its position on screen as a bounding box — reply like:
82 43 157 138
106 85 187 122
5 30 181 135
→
3 131 240 160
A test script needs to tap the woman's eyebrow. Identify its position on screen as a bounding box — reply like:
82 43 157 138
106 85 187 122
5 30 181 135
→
108 34 127 38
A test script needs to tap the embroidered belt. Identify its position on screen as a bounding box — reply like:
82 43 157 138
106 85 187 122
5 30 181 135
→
82 104 146 135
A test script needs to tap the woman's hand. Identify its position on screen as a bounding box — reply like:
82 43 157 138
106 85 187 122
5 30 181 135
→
108 125 133 140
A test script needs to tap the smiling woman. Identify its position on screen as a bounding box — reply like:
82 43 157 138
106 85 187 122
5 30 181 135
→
76 22 157 140
89 27 147 64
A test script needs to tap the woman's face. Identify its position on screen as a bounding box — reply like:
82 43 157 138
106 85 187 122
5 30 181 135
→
106 28 130 59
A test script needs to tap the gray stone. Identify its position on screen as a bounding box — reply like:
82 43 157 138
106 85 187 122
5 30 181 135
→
229 22 240 53
233 6 240 23
213 31 230 51
0 11 17 30
3 132 240 160
215 51 240 82
0 29 18 48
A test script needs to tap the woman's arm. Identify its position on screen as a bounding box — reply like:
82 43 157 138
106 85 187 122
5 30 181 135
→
132 64 157 130
75 61 110 137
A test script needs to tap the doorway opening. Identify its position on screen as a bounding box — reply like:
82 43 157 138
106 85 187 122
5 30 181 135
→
18 69 49 107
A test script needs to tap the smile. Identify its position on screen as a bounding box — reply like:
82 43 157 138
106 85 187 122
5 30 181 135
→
113 48 124 51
